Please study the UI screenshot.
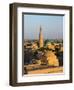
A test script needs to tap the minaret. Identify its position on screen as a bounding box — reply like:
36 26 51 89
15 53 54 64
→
39 26 44 47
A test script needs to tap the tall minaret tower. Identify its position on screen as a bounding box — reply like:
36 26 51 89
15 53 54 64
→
39 26 44 48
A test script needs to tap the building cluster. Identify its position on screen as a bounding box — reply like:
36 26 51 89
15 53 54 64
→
24 26 63 67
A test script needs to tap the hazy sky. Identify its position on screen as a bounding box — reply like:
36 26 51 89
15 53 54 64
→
24 14 63 40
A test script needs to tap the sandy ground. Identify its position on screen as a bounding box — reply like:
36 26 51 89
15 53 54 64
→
25 66 63 74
